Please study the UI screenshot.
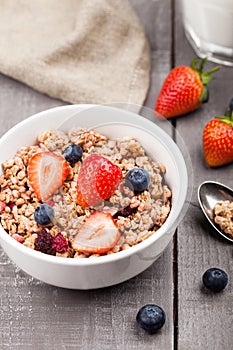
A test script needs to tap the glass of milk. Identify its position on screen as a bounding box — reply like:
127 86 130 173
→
182 0 233 66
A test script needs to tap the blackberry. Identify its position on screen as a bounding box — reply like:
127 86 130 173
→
34 229 53 253
113 206 135 218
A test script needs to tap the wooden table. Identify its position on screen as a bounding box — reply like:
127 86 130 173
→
0 1 232 349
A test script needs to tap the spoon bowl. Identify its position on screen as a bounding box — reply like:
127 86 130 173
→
198 181 233 243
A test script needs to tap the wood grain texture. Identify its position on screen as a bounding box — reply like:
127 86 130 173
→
175 1 233 349
0 255 173 350
0 1 175 349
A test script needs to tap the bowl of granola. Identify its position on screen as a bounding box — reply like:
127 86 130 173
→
0 104 190 289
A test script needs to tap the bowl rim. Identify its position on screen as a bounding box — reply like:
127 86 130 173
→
0 104 188 266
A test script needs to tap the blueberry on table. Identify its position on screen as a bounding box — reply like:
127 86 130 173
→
63 144 83 165
34 203 54 226
136 304 166 334
126 168 150 193
229 97 233 115
202 268 228 293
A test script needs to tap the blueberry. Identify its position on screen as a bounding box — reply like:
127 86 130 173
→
34 204 54 226
202 268 228 293
126 168 150 193
225 98 233 116
63 144 83 165
136 304 166 334
229 97 233 115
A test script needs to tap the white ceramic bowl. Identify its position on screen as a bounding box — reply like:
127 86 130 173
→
0 105 189 289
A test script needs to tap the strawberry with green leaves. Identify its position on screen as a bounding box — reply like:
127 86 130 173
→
155 58 219 118
203 99 233 167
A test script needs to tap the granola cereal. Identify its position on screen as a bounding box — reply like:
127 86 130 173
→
213 200 233 238
0 128 172 258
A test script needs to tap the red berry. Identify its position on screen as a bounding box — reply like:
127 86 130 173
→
12 234 23 243
45 201 55 207
0 201 6 212
72 212 120 254
28 152 69 201
155 58 219 118
52 233 68 253
203 115 233 167
77 154 122 207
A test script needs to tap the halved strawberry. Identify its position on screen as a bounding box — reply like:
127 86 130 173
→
72 212 120 254
77 154 122 207
28 152 69 201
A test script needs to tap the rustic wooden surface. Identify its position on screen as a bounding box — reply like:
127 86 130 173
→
174 1 233 349
0 1 232 349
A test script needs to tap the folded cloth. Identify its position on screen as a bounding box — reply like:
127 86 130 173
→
0 0 150 106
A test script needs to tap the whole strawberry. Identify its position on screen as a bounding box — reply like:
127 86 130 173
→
203 105 233 167
77 154 122 207
155 58 219 118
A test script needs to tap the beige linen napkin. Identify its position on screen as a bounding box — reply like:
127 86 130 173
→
0 0 150 105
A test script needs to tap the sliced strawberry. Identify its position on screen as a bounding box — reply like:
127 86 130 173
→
45 200 55 207
0 201 6 212
72 212 120 254
28 152 69 201
77 154 122 207
12 234 24 243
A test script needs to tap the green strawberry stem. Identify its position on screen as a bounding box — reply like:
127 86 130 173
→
191 57 220 103
216 109 233 127
200 86 209 103
191 57 220 84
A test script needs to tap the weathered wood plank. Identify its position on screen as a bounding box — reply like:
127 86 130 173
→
0 1 175 349
175 0 233 349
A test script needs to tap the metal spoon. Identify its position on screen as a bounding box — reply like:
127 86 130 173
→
198 181 233 243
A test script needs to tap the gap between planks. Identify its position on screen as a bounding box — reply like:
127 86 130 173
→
171 0 178 350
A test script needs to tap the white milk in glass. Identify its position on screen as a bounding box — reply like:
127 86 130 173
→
182 0 233 66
